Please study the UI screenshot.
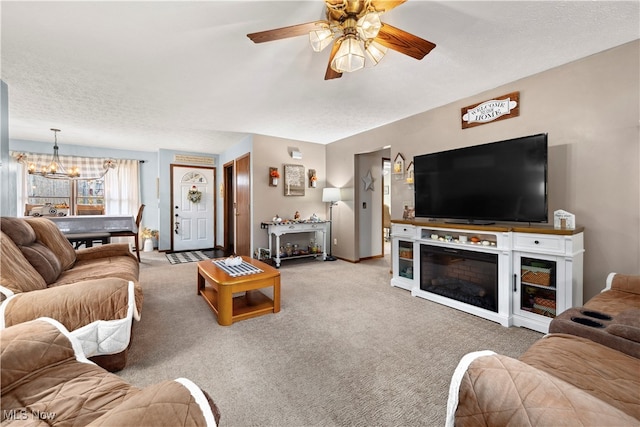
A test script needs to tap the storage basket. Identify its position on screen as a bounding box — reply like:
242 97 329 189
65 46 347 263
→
399 249 413 259
533 296 556 317
521 265 552 286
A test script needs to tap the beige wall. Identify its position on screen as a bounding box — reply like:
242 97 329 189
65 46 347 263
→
326 40 640 301
252 135 327 255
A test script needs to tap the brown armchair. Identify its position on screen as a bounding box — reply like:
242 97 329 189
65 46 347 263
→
1 318 221 426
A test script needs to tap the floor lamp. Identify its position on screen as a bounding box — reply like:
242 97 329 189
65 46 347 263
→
322 187 341 261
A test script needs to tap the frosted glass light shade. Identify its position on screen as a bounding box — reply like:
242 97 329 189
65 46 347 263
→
357 12 382 39
365 40 387 65
309 27 333 52
331 35 365 73
322 188 341 203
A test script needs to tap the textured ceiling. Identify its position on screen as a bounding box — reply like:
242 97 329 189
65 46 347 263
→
2 1 639 154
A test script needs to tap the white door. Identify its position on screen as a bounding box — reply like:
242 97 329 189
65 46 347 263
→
172 166 215 251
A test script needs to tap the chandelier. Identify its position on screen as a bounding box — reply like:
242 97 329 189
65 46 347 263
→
309 2 388 73
27 128 116 180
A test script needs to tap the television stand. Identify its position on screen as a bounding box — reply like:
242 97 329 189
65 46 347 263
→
390 220 585 333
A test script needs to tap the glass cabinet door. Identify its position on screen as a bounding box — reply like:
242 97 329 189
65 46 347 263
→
515 255 559 319
397 240 414 280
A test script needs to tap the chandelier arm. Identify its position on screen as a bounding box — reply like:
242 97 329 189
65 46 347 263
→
24 128 116 180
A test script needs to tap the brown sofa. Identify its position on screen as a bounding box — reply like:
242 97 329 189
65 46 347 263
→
1 318 221 426
447 273 640 426
0 216 142 370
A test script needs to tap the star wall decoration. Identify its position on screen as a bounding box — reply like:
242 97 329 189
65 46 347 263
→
362 170 374 191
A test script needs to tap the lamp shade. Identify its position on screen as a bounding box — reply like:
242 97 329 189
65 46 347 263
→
322 187 341 203
331 35 365 73
357 12 382 40
309 27 333 52
365 40 387 65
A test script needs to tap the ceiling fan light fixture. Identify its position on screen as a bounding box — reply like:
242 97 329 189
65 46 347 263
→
309 27 333 52
365 40 387 65
356 12 382 40
331 34 365 73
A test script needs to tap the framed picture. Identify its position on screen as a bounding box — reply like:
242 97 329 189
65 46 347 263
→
284 164 305 196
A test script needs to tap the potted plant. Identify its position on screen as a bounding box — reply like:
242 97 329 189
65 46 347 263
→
141 227 158 252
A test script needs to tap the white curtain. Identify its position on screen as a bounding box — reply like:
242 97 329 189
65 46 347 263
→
104 159 140 216
104 159 140 245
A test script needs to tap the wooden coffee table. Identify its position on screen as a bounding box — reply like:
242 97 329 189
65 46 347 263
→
197 256 280 326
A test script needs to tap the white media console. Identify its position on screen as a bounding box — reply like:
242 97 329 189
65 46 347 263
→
391 220 584 333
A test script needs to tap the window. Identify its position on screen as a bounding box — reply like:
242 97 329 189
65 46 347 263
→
15 151 140 218
25 174 105 215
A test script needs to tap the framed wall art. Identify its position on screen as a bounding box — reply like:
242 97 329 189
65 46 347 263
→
284 164 305 196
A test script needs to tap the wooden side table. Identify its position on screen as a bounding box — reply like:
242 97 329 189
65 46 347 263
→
197 256 281 326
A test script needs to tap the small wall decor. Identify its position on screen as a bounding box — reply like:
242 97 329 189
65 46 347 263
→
269 167 280 186
461 91 520 129
308 169 317 188
405 161 414 185
393 153 405 180
187 186 202 203
284 164 305 196
393 153 405 174
362 169 375 191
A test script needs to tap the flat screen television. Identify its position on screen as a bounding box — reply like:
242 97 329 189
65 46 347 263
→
413 133 548 224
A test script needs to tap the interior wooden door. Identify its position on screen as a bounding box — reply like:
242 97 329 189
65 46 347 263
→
223 161 234 255
235 153 251 256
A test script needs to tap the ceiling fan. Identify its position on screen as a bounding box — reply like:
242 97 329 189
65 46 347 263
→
247 0 436 80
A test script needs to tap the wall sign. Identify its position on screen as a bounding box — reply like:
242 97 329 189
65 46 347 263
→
284 164 305 196
461 91 519 129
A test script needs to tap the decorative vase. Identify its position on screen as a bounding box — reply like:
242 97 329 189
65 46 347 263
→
143 238 154 252
272 177 278 186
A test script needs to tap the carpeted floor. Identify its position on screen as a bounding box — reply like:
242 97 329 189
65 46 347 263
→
121 251 542 426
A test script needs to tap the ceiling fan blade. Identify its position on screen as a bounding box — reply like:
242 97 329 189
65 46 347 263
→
324 41 343 80
247 21 329 44
371 0 407 13
375 23 436 60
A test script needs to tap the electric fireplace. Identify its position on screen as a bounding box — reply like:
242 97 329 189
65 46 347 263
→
420 245 498 312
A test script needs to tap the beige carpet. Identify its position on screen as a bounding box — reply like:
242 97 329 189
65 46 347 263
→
119 251 542 426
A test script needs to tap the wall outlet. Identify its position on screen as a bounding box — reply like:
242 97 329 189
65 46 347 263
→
334 238 337 245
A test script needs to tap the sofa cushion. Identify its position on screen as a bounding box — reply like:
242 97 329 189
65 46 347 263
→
607 308 640 343
1 217 62 284
54 254 139 287
26 217 77 270
584 289 640 316
3 278 139 332
0 216 37 245
519 333 640 420
449 351 639 426
0 231 47 294
20 242 62 284
610 273 640 295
